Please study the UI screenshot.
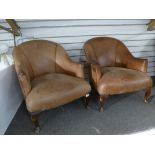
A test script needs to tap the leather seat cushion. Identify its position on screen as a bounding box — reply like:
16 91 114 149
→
26 73 91 112
97 67 152 95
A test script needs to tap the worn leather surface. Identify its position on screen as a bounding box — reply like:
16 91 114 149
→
97 67 152 95
84 37 153 95
13 40 91 113
91 63 102 87
26 73 90 112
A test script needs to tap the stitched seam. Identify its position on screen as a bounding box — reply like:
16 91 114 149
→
90 42 98 64
55 43 58 73
89 41 99 86
115 41 119 66
20 47 34 80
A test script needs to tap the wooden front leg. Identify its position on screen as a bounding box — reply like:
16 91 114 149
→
144 87 151 103
99 95 107 112
30 113 40 134
83 93 90 109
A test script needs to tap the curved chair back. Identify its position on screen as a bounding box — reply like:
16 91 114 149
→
84 37 133 67
13 40 71 80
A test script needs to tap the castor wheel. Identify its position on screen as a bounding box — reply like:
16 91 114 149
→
99 107 104 112
34 126 40 134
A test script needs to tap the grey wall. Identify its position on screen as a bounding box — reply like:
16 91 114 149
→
1 19 155 75
0 65 23 134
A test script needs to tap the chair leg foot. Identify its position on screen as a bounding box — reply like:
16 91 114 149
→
144 87 151 103
34 126 40 134
83 93 90 109
99 106 104 112
98 95 107 112
31 113 40 134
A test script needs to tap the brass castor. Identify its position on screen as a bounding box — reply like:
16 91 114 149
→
34 126 40 134
99 106 104 112
144 99 148 104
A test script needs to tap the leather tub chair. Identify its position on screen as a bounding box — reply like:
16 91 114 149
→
13 40 91 133
84 37 153 111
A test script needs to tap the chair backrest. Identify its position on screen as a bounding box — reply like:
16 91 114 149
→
84 37 133 67
13 40 70 80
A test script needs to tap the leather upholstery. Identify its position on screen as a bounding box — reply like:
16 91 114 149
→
98 67 152 95
13 40 91 113
84 37 153 96
26 73 90 112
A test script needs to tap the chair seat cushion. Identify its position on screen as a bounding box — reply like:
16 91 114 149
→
97 67 152 95
26 73 91 112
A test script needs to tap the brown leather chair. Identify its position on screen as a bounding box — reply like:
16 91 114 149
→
13 40 91 133
84 37 153 111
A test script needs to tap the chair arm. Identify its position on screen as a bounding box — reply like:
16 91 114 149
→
17 72 31 97
91 63 102 85
55 45 85 79
127 57 148 72
65 60 85 79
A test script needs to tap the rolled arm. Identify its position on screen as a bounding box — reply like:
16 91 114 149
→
17 71 31 97
91 63 102 85
13 50 32 97
64 60 84 78
55 46 84 78
127 57 148 72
